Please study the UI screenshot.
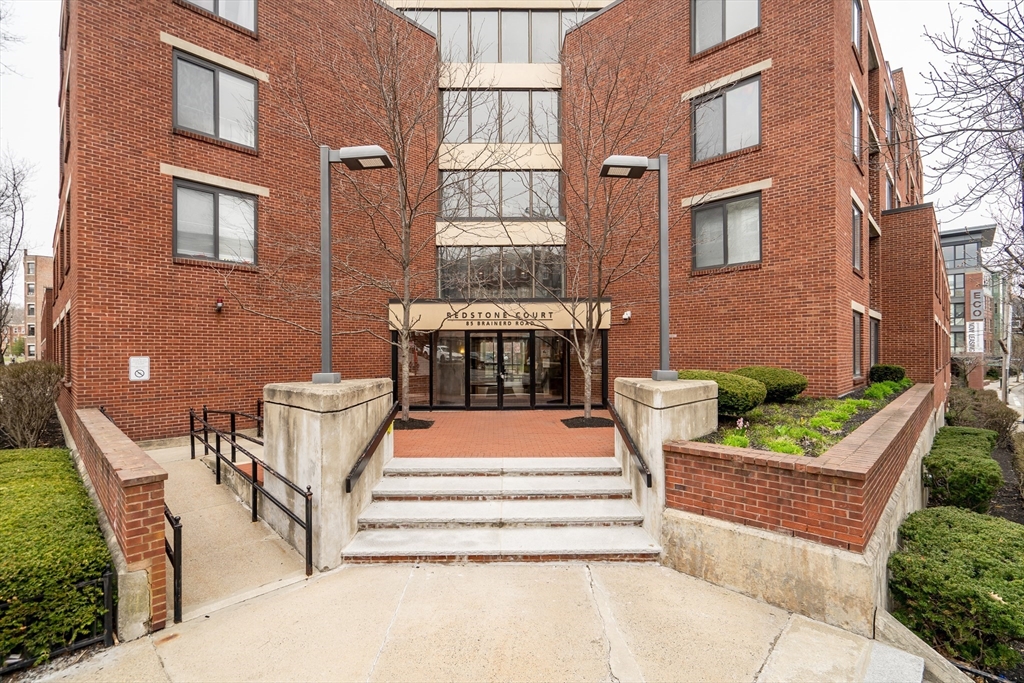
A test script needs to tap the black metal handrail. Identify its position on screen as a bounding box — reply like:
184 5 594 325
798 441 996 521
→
163 505 182 624
193 406 264 463
608 404 652 488
189 408 313 576
345 402 400 494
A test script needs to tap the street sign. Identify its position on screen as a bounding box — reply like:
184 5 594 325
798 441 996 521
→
969 289 985 321
129 356 150 381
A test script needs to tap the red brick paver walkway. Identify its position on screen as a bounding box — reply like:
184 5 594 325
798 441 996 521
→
395 411 614 458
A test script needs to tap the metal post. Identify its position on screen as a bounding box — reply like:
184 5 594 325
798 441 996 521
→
1004 285 1013 404
251 458 258 523
172 518 182 624
189 409 195 460
230 413 236 463
102 571 114 647
215 450 221 485
256 399 263 438
313 145 341 384
305 487 313 576
202 406 209 456
652 154 676 381
215 430 221 460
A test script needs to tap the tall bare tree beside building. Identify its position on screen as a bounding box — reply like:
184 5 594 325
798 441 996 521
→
0 156 28 362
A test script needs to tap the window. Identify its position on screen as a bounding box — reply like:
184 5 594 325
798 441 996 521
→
852 0 861 49
443 90 559 144
693 76 760 162
870 317 879 367
174 52 257 148
852 203 863 271
174 181 257 263
692 0 759 54
422 9 588 64
26 283 34 296
27 344 35 358
948 273 965 298
438 246 564 299
853 311 863 378
692 192 761 269
26 303 35 317
26 261 34 275
852 92 862 160
885 96 893 141
885 176 894 210
951 303 965 326
442 171 561 219
183 0 255 31
942 243 979 269
951 331 966 354
27 324 35 338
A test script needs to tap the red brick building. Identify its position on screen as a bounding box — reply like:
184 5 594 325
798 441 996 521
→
51 0 947 441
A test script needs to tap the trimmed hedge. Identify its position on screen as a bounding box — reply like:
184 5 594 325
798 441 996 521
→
869 364 906 383
678 370 766 415
923 427 1003 512
0 449 111 665
731 367 808 402
889 507 1024 670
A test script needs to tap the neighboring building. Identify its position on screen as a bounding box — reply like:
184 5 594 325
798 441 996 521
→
939 224 996 389
23 250 54 361
51 0 948 440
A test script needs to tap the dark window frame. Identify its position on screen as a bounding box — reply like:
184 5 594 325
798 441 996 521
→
853 310 863 378
691 75 762 163
441 170 563 221
26 303 35 317
951 302 965 326
442 89 561 145
181 0 257 32
172 179 259 265
418 9 585 64
690 0 761 56
852 202 863 271
437 245 565 300
852 0 862 52
869 316 880 367
26 261 35 275
173 50 259 150
852 91 862 161
948 273 965 298
691 191 763 271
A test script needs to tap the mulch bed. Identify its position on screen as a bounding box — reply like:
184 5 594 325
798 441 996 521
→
562 416 614 429
392 418 434 431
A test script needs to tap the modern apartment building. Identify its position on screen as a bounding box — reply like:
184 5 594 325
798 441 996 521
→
22 250 54 361
50 0 948 440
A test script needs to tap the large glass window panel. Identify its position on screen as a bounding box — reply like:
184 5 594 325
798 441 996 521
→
561 11 589 39
852 203 863 270
852 94 862 158
726 197 760 264
532 12 560 63
405 10 436 34
502 247 535 298
176 59 215 136
952 303 965 326
471 172 500 218
727 1 759 38
501 12 529 63
176 187 215 258
405 333 431 407
693 96 724 161
725 79 759 152
694 205 725 268
439 247 470 299
853 312 863 377
470 247 501 298
502 91 531 143
694 0 723 53
219 71 256 147
532 172 560 218
964 242 978 267
852 0 861 47
536 332 565 404
443 91 470 143
189 0 215 11
434 331 466 406
471 90 498 143
218 194 255 263
471 11 499 62
442 172 470 218
532 90 559 143
535 247 564 298
440 11 468 62
220 0 255 31
502 172 530 218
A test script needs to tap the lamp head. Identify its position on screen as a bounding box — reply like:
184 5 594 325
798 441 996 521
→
335 145 394 171
600 155 651 179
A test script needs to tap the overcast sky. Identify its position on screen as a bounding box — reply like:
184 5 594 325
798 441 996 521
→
0 0 1011 303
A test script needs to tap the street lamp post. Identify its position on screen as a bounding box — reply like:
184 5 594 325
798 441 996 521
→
600 154 675 381
313 144 394 384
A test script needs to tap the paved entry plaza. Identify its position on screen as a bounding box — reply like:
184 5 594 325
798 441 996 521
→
394 410 615 458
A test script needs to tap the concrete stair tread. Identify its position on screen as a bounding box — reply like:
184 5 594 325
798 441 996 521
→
385 457 621 476
373 475 631 498
359 498 644 527
341 525 661 558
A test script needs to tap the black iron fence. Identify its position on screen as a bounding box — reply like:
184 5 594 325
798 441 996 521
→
0 570 114 676
189 407 313 576
163 505 182 624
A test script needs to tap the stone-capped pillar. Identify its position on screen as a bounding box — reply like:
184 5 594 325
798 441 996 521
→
262 379 393 571
613 378 717 542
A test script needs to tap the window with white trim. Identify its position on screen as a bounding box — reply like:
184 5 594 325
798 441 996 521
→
174 52 257 148
174 180 257 264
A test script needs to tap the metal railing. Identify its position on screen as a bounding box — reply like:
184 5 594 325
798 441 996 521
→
163 505 182 624
608 404 652 488
192 405 263 463
189 408 313 576
0 570 114 675
345 402 400 493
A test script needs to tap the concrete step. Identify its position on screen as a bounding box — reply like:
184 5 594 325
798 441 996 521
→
384 457 622 477
372 475 632 501
359 498 644 529
341 525 661 563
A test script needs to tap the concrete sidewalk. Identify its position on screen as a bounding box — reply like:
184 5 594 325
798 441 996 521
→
36 563 918 683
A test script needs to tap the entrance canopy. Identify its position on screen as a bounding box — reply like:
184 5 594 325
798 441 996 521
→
389 300 612 332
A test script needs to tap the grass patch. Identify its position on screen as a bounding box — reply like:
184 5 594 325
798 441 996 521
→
0 449 111 666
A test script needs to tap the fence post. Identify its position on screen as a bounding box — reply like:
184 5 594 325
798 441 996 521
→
257 399 263 438
172 518 182 624
102 571 114 647
202 405 209 456
230 413 236 463
251 457 258 523
215 448 221 485
305 487 313 576
189 409 196 460
215 430 221 459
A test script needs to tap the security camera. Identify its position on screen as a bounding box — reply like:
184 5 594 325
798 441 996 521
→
622 310 632 321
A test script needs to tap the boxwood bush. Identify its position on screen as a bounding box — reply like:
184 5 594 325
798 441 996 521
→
869 364 906 383
923 427 1003 512
0 449 111 666
678 370 766 415
889 507 1024 670
730 367 808 402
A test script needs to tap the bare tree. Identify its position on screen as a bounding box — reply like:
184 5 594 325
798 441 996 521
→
919 1 1024 229
0 0 23 76
0 155 28 362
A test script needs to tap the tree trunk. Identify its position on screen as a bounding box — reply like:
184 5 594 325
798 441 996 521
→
399 329 411 421
582 344 593 421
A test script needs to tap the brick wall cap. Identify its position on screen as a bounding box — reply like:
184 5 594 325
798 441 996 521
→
614 378 717 409
76 409 168 486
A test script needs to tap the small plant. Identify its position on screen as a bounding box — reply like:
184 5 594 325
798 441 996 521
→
678 370 767 415
865 382 894 400
844 398 873 410
723 433 750 448
809 415 844 431
774 424 822 442
730 366 808 403
766 438 803 455
869 364 906 383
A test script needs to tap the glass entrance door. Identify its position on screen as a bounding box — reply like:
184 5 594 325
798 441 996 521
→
468 332 533 408
469 333 499 407
502 333 532 407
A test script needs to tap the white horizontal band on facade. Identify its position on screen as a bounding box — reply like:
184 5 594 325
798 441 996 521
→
159 164 271 197
389 1 611 9
680 178 772 208
441 63 560 90
852 300 866 313
159 32 270 82
440 143 561 171
436 220 565 247
680 59 772 102
869 309 882 320
868 213 881 236
850 188 866 211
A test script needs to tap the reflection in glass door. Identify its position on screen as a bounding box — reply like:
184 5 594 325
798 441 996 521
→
434 331 466 406
502 333 532 407
469 333 499 407
535 332 566 405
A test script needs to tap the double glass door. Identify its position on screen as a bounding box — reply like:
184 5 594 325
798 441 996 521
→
469 332 531 408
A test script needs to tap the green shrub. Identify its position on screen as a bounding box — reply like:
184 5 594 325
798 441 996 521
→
898 377 914 390
0 449 111 665
730 367 808 403
766 438 803 455
945 387 1020 446
815 409 851 424
865 383 894 400
844 398 873 410
924 427 1003 512
986 366 1002 380
0 361 64 449
869 364 906 383
889 507 1024 670
723 433 750 448
678 370 766 415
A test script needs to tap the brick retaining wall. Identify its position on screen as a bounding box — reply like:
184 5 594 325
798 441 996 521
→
74 408 168 630
663 384 934 552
